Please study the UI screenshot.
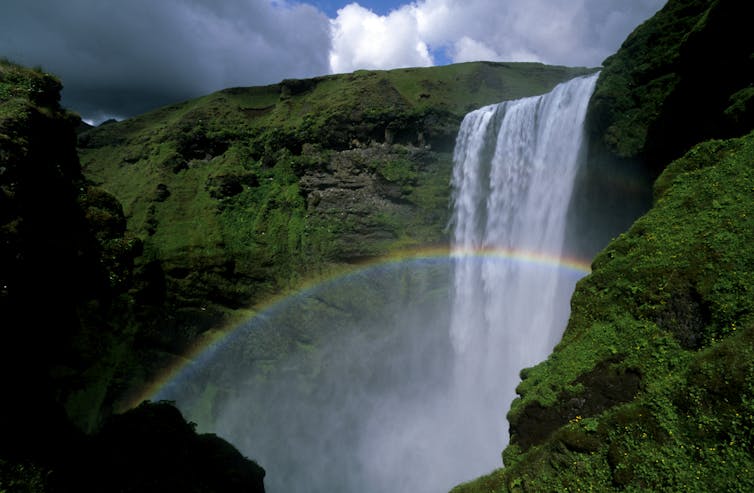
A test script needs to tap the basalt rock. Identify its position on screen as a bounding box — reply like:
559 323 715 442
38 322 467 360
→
588 0 754 176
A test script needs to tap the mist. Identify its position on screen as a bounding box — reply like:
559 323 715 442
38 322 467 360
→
157 259 462 492
154 255 584 492
152 74 648 492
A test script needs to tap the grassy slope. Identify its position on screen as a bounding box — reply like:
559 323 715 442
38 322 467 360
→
453 0 754 488
453 129 754 493
77 62 593 339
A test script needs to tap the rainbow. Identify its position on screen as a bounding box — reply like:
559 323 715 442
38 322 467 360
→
119 245 591 412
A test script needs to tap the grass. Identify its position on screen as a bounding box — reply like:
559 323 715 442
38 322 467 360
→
78 61 592 325
453 130 754 492
588 0 754 173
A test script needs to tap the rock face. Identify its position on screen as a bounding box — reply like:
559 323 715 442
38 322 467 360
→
0 60 265 493
568 0 754 260
299 144 437 260
0 60 137 431
509 358 641 451
75 61 592 407
452 1 754 491
588 0 754 175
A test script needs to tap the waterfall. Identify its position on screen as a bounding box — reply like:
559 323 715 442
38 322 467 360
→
161 72 602 493
448 72 599 465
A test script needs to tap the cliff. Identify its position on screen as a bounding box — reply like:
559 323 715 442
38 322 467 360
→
75 62 593 408
0 59 264 493
454 0 754 490
588 0 754 175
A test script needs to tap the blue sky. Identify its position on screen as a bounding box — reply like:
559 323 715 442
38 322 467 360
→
314 0 408 17
0 0 665 122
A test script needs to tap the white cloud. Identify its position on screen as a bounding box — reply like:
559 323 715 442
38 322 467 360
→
329 0 665 71
329 3 433 73
0 0 666 120
449 37 502 63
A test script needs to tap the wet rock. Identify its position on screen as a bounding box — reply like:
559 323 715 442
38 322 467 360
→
206 173 259 199
510 359 641 450
154 183 171 202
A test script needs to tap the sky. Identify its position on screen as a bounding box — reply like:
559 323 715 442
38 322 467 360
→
0 0 665 124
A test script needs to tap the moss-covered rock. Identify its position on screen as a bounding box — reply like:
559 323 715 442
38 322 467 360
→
1 59 268 493
75 62 594 403
0 59 144 430
588 0 754 176
453 129 754 492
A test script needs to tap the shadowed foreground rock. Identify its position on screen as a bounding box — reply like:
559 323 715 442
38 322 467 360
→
86 401 266 493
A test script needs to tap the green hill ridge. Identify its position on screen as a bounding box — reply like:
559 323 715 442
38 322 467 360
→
2 0 754 489
75 61 592 412
454 0 754 490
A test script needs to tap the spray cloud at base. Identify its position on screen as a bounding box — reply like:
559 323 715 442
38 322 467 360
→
149 72 639 492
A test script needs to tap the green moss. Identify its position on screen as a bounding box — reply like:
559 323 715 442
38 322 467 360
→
77 61 590 333
455 131 754 491
0 59 62 111
588 0 754 173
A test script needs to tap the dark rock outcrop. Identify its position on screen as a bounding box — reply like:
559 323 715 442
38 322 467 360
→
1 60 266 493
85 401 265 493
510 359 641 451
588 0 754 176
0 60 138 431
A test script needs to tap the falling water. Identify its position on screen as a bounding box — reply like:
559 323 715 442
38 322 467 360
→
448 72 599 465
159 73 602 493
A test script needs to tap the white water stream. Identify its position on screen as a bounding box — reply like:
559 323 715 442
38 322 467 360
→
161 73 601 493
445 72 599 473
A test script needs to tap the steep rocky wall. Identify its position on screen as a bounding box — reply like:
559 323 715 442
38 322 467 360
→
0 60 266 493
0 60 138 430
588 0 754 175
453 0 754 490
569 0 754 261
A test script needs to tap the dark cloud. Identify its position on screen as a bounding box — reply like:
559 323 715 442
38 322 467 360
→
1 0 666 122
0 0 331 122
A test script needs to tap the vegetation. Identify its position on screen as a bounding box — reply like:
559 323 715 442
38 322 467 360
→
588 0 754 175
453 0 754 489
1 59 139 429
1 60 263 493
76 61 592 407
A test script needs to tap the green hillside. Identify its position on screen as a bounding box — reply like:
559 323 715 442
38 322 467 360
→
454 0 754 490
3 0 754 489
77 62 593 359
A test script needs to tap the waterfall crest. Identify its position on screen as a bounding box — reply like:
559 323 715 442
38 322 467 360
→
158 73 601 493
448 72 599 462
